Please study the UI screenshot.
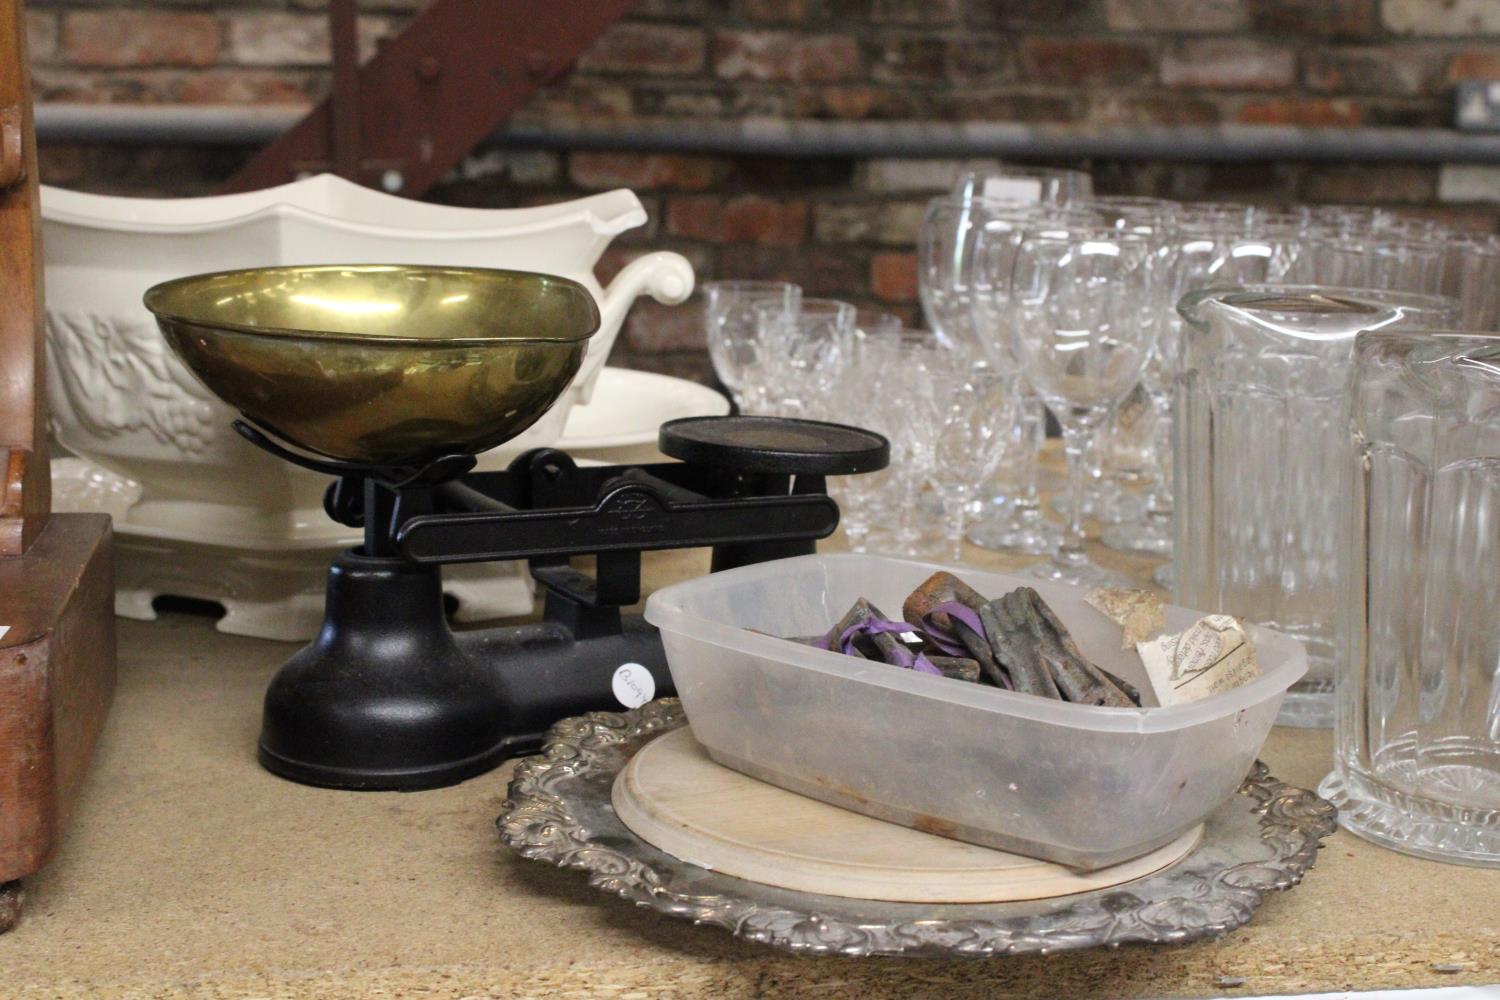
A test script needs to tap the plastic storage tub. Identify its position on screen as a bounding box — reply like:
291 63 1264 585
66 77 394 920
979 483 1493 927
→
644 553 1307 869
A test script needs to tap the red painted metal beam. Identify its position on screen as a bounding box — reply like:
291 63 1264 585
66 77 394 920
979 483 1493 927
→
327 0 360 182
223 0 638 197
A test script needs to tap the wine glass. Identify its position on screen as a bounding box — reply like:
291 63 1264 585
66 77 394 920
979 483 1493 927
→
1443 234 1500 330
1070 197 1177 531
923 364 1019 562
952 165 1093 206
855 308 903 339
751 298 857 419
828 327 939 552
1100 205 1302 558
828 336 894 552
856 328 959 556
1081 197 1185 555
702 281 800 411
1009 227 1156 588
918 196 1000 359
962 202 1097 555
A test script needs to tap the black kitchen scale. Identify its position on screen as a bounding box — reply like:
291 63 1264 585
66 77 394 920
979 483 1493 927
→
140 263 888 792
237 414 888 791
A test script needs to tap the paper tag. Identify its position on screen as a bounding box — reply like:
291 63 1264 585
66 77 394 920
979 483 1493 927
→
1136 615 1261 707
982 176 1044 203
899 630 921 644
611 662 655 709
0 626 8 640
1087 588 1166 648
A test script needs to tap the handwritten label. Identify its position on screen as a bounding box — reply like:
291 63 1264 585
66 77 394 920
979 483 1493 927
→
1136 615 1261 707
982 176 1044 204
611 662 656 709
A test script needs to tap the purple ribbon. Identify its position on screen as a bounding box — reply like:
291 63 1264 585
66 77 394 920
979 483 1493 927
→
919 601 986 656
921 601 1013 690
814 616 943 676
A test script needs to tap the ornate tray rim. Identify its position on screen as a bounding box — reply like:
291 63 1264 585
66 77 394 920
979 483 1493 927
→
498 700 1337 958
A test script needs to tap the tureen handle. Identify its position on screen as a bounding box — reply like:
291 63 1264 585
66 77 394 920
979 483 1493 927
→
580 251 696 404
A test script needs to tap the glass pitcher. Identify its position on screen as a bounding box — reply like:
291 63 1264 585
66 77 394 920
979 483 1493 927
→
1174 286 1458 727
1319 331 1500 865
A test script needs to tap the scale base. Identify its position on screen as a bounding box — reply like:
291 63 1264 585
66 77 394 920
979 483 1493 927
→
258 730 521 791
257 550 671 791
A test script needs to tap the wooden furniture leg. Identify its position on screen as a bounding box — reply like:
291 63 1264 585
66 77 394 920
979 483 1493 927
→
0 0 117 933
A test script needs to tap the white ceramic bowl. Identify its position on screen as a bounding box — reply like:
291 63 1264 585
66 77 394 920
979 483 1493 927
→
41 175 694 540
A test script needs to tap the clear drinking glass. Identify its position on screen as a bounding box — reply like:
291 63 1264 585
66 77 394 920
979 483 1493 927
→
961 203 1097 555
1119 211 1306 572
1174 285 1460 727
965 391 1062 554
1442 235 1500 331
1365 237 1448 295
1048 417 1147 526
1107 382 1158 485
1292 233 1447 296
952 165 1093 206
1166 218 1304 292
702 281 801 410
1101 395 1174 554
924 365 1019 561
829 333 904 553
1034 200 1174 531
1090 198 1180 549
919 196 982 358
855 309 903 339
1010 228 1155 588
1320 330 1500 866
856 329 961 556
923 195 1038 551
919 196 1047 360
1295 232 1376 287
1308 203 1382 232
750 298 857 419
1177 201 1255 228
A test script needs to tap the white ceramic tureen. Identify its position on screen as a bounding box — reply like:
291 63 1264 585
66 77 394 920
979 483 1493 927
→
41 175 694 543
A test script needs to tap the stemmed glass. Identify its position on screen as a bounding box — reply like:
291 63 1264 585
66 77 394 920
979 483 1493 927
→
1443 234 1500 330
1083 198 1181 554
856 329 959 556
919 196 997 359
1055 198 1176 530
961 202 1096 554
855 309 902 339
1009 227 1156 588
923 363 1019 561
921 165 1090 355
829 332 902 552
750 297 857 419
1096 207 1284 562
953 165 1093 206
702 281 800 411
1049 412 1147 526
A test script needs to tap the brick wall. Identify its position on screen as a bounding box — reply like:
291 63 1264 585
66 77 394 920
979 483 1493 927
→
26 0 1500 385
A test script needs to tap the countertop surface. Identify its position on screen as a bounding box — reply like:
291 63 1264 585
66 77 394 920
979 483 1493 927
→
2 531 1498 999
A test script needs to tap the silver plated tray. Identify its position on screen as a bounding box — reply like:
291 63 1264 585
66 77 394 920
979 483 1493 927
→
498 700 1337 958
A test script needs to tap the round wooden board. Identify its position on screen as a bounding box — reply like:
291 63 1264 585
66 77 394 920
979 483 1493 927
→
611 727 1202 904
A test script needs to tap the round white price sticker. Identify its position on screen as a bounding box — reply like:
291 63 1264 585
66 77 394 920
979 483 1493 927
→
611 662 656 709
